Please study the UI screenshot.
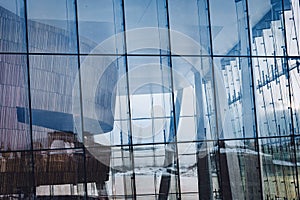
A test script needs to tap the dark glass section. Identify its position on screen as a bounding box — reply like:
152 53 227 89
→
0 151 34 197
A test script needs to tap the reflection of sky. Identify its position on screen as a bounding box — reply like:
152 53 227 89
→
0 0 272 55
210 0 270 54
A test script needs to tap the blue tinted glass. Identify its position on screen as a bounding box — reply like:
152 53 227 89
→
77 0 125 54
29 55 82 147
209 0 249 56
0 0 26 52
169 0 211 55
27 0 77 53
124 0 169 54
0 54 31 150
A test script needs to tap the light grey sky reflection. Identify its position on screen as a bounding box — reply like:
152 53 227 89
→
4 0 271 55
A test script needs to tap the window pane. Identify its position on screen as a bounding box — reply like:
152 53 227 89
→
77 0 125 54
0 54 31 151
0 0 26 52
29 55 82 148
27 0 77 53
209 0 249 56
248 0 286 56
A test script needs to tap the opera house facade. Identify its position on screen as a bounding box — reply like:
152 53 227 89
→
0 0 299 199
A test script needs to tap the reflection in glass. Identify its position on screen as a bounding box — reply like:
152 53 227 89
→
0 55 30 151
0 0 26 52
27 0 77 53
0 0 300 199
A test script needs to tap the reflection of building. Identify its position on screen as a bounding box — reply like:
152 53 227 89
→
0 0 300 199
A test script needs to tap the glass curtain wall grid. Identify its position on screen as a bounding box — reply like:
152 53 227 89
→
0 0 299 199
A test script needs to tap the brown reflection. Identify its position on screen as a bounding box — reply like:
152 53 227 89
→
0 131 111 198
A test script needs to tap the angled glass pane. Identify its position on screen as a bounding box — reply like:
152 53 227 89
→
27 0 77 53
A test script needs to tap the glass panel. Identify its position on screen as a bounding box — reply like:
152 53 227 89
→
177 142 198 194
0 0 26 52
0 151 34 197
77 0 125 54
85 144 111 198
27 0 77 53
209 0 249 56
260 137 298 199
248 0 286 56
215 57 256 139
283 0 300 56
169 0 211 55
0 54 31 151
124 0 169 54
82 55 136 198
127 56 173 145
34 149 86 197
289 58 300 135
252 56 292 137
29 55 82 149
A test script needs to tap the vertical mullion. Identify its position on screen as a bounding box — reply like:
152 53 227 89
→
281 0 300 196
164 0 182 199
244 0 264 198
120 0 137 198
206 0 225 199
74 0 88 199
23 0 36 197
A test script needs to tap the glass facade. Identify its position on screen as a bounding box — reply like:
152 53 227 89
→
0 0 299 199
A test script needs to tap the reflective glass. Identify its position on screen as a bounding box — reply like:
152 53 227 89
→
0 0 26 52
0 54 31 151
29 55 82 148
169 0 211 55
252 56 292 137
77 0 125 54
214 57 256 139
124 0 169 54
289 58 300 135
0 0 300 199
34 149 86 196
27 0 77 53
248 0 286 56
260 137 298 199
0 151 34 197
209 0 250 56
